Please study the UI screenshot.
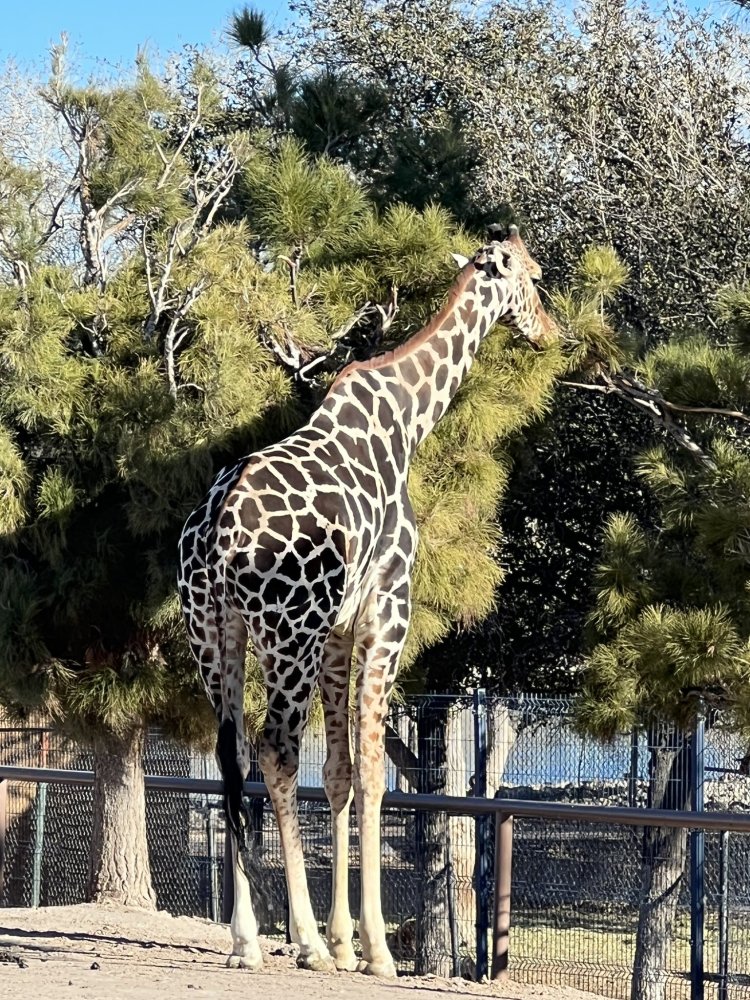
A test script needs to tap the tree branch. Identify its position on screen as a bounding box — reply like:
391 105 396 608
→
163 281 205 399
562 371 721 469
278 247 303 308
155 85 203 190
332 301 375 340
384 722 419 790
660 400 750 424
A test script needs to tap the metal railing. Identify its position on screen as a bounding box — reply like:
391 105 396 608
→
3 763 750 990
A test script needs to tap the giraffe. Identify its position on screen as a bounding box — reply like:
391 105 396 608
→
177 225 557 977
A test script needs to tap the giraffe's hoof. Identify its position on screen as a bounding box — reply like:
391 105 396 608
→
332 950 359 972
357 959 397 979
296 952 337 974
226 950 264 971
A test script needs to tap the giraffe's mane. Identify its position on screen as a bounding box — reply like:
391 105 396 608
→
327 264 478 394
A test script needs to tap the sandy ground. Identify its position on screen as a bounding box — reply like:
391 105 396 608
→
0 904 609 1000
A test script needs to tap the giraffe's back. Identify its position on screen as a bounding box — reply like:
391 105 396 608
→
185 424 400 651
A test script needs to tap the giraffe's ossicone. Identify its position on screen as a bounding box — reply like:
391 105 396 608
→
177 226 557 975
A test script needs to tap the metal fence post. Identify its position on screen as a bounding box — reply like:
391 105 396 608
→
473 688 489 980
690 708 705 1000
31 782 47 907
0 778 7 900
206 802 218 922
718 830 729 1000
491 811 513 981
628 728 639 808
31 730 49 908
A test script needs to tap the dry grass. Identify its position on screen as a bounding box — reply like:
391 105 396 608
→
509 911 750 1000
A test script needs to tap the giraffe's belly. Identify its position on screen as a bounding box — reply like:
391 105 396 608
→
332 586 361 634
332 558 383 635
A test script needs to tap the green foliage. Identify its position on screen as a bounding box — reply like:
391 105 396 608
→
240 138 370 250
223 9 487 225
574 246 630 305
716 285 750 354
0 64 566 740
642 338 750 413
579 286 750 737
550 244 631 374
578 606 750 739
0 425 29 534
589 513 656 634
228 6 270 50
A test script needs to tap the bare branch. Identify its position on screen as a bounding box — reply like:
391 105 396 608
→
332 301 375 340
98 177 142 219
560 380 612 394
155 84 204 190
36 181 76 249
562 371 718 469
278 247 303 308
660 400 750 425
143 224 182 340
376 284 399 335
259 325 306 370
101 212 136 244
163 281 206 399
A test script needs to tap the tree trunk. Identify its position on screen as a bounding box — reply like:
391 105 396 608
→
486 701 515 794
88 726 156 908
631 726 691 1000
415 699 453 976
445 700 516 978
445 702 474 973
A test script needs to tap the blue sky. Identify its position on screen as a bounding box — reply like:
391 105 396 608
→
2 0 290 72
2 0 734 74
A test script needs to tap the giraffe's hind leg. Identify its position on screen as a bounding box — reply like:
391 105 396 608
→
320 631 357 972
257 637 335 973
215 612 264 971
184 600 262 971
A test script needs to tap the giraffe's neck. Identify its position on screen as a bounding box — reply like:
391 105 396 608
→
389 268 505 453
320 264 527 465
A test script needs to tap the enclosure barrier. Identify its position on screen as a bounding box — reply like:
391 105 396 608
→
3 763 750 991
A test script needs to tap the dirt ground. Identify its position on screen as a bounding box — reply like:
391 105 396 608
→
0 904 611 1000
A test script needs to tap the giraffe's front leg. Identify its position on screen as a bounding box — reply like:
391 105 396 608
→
352 586 410 980
321 632 358 972
259 681 336 974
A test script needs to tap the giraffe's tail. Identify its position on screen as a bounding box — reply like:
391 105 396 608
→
205 518 247 849
209 565 248 848
216 715 246 843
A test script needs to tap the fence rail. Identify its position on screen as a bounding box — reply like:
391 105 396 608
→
6 763 750 829
3 763 750 988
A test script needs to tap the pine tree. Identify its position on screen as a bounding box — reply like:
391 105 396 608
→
576 292 750 1000
224 6 490 226
0 53 564 910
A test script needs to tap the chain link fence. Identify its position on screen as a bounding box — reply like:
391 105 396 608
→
3 696 750 999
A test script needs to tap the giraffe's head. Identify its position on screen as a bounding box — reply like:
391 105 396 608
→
454 225 557 346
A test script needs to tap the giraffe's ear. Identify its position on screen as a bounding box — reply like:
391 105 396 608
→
450 252 470 269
